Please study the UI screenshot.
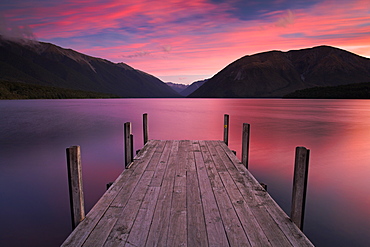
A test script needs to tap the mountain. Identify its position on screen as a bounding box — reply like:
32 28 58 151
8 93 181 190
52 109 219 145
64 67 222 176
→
166 79 207 96
189 46 370 98
165 82 188 94
180 79 207 96
0 36 180 98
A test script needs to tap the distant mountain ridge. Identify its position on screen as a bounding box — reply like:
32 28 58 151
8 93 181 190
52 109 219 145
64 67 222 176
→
166 79 207 96
2 38 370 99
189 46 370 98
180 79 207 96
165 82 188 93
0 36 179 98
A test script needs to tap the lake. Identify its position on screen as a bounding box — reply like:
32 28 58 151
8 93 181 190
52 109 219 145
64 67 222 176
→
0 98 369 246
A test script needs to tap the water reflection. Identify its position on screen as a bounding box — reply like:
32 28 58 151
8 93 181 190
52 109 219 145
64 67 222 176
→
1 99 370 246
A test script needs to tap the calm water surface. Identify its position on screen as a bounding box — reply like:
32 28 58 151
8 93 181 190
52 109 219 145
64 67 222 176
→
1 99 369 246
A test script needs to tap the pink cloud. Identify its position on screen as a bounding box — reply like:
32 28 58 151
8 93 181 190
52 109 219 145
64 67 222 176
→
126 0 369 82
18 0 235 39
2 0 369 84
275 9 295 27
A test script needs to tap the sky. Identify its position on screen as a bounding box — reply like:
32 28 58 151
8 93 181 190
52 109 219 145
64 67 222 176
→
1 0 369 84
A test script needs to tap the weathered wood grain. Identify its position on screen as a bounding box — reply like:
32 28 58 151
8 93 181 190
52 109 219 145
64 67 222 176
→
166 140 188 246
62 139 157 247
209 140 271 246
218 141 314 247
81 207 119 247
66 145 85 229
167 173 187 246
146 140 179 246
125 187 160 247
123 122 132 168
211 140 293 246
202 141 251 247
187 170 208 246
148 140 170 186
242 123 250 169
105 170 155 246
62 140 314 247
291 147 310 230
195 141 229 247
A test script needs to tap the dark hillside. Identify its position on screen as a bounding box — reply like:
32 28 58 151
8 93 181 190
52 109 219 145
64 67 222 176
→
0 36 179 98
189 46 370 98
0 80 118 99
284 82 370 99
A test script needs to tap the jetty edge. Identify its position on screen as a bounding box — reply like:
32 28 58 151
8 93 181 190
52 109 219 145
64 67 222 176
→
62 115 314 246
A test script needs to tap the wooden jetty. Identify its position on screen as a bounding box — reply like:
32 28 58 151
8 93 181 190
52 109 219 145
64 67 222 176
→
62 138 314 246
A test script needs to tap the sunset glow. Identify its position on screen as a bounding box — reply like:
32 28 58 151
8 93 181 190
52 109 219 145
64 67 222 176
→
1 0 369 84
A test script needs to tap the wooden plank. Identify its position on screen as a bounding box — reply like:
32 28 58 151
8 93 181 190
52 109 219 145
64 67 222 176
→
110 140 160 208
217 141 314 247
218 170 272 246
103 170 155 246
194 141 230 247
167 168 187 246
203 140 228 172
145 140 166 171
146 141 179 246
133 139 156 161
149 141 171 187
206 140 269 246
62 185 120 246
201 141 251 247
167 140 195 246
186 141 197 172
124 187 160 247
187 170 208 246
81 207 120 247
63 139 314 247
61 140 159 247
178 140 190 175
211 141 293 246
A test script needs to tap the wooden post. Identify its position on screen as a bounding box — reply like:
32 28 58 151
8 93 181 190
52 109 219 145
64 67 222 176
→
130 134 134 161
260 183 267 191
143 113 148 145
106 182 113 190
291 146 310 230
241 123 250 169
124 122 132 168
223 114 229 145
66 145 85 229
